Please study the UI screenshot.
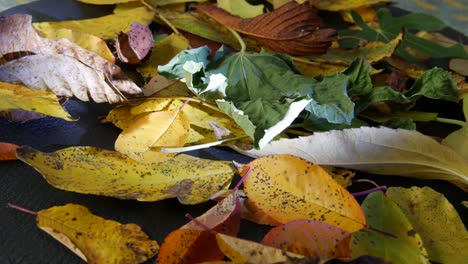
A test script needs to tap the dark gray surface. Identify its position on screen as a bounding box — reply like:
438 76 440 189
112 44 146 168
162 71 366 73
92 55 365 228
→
1 1 467 264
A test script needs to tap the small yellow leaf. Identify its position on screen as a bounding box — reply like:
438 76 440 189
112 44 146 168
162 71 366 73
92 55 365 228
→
37 203 159 264
138 33 190 79
32 7 155 40
17 146 235 204
243 154 366 232
341 6 377 23
311 0 390 11
0 82 75 121
34 27 115 63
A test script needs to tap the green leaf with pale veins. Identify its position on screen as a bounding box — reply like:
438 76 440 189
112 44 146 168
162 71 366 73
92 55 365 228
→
387 187 468 264
351 191 430 264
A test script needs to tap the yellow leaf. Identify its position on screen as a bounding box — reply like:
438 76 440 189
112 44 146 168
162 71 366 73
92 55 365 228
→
115 108 190 163
341 6 377 23
32 7 155 40
34 27 115 63
138 33 190 79
387 187 468 264
37 203 159 264
0 82 75 121
243 154 366 232
216 233 306 263
294 34 402 77
217 0 264 18
17 146 235 204
311 0 390 11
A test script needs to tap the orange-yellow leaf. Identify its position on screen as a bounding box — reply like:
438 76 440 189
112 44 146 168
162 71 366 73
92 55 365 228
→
243 154 366 232
261 219 351 258
37 203 159 264
0 142 19 160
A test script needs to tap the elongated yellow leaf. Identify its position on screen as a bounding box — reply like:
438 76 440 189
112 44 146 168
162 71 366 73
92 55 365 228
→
0 82 75 121
387 187 468 264
37 203 159 264
243 154 366 232
217 0 264 18
17 146 235 204
138 33 190 79
34 27 115 63
33 7 155 40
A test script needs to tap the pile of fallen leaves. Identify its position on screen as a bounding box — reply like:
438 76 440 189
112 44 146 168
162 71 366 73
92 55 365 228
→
1 0 468 263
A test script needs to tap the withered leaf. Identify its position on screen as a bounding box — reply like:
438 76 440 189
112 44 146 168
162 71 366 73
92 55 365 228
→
0 14 141 98
37 203 159 264
195 1 336 55
115 22 153 64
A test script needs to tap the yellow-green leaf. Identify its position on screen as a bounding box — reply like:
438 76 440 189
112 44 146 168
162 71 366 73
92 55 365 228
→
243 154 366 232
0 82 75 121
17 146 235 204
32 7 155 40
217 0 264 18
138 33 190 79
311 0 390 11
34 27 115 63
386 187 468 264
37 203 159 264
351 191 430 264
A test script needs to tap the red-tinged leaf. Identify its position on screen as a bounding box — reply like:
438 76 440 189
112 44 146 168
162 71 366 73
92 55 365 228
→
0 142 19 160
194 1 336 55
261 219 351 258
115 22 153 64
157 191 241 264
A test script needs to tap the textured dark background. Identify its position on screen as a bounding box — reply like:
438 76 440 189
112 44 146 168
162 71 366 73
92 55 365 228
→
1 1 467 263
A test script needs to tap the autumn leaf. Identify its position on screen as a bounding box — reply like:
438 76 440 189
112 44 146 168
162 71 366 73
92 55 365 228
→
310 0 390 11
115 22 153 64
0 142 19 161
0 54 130 103
386 187 468 264
158 191 241 263
32 6 155 40
235 127 468 191
0 81 75 121
0 14 141 98
217 0 264 19
33 26 115 63
350 191 430 264
243 154 366 232
195 1 337 55
261 219 351 258
36 203 159 264
16 146 235 204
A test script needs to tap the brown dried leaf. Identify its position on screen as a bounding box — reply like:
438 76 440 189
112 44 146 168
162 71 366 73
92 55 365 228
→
0 14 141 98
194 1 336 55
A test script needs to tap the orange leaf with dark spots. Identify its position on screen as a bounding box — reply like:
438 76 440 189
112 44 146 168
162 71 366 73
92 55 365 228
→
0 142 19 160
194 1 336 55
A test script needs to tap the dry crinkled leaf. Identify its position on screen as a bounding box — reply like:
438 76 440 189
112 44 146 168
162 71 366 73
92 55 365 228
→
158 191 241 264
0 14 140 96
32 6 155 40
0 54 128 103
243 154 366 232
195 1 336 55
234 127 468 191
294 34 401 77
386 187 468 264
37 203 159 264
16 146 235 204
138 33 190 79
33 26 115 63
0 81 75 121
310 0 390 11
115 22 153 64
115 108 190 164
261 219 351 258
350 191 430 264
0 142 19 161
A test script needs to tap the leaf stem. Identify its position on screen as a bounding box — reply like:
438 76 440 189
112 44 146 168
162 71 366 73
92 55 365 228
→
7 203 37 216
434 117 467 127
234 166 252 190
161 135 250 153
352 186 387 197
227 27 246 53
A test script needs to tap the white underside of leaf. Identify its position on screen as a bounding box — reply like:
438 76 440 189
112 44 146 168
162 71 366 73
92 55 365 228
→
0 54 124 103
232 127 468 189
